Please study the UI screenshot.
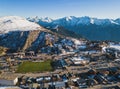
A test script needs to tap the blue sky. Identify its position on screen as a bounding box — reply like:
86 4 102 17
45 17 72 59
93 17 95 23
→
0 0 120 19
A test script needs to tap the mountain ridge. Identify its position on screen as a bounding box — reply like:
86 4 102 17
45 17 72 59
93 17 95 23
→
28 16 120 41
27 16 120 26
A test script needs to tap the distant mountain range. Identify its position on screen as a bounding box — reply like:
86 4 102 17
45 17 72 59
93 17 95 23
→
28 16 120 41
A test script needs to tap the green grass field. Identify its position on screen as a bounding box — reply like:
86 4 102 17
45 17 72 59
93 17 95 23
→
16 60 53 73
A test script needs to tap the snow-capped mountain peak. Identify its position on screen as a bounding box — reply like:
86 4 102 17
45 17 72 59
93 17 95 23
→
0 16 41 34
64 16 75 21
41 17 53 22
77 16 91 25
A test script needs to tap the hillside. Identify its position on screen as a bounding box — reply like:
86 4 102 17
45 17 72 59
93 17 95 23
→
0 16 85 54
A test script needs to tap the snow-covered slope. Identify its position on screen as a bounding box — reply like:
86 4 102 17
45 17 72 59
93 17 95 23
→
0 16 41 34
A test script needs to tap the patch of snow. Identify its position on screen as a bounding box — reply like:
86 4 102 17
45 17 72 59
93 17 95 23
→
41 17 53 23
65 16 73 21
109 44 120 51
110 19 119 25
90 18 94 24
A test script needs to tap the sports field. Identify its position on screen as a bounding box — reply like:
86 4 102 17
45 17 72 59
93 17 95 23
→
16 60 53 73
